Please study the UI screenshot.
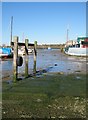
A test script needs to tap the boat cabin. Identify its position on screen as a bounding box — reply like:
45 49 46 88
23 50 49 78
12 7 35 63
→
77 37 88 48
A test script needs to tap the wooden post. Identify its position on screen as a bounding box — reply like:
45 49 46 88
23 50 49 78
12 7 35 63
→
13 36 18 82
25 39 29 77
33 41 37 75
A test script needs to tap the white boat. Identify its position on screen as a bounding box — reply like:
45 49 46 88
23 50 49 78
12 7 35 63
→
48 46 51 50
18 48 33 56
65 47 88 56
28 49 33 54
65 37 88 56
18 49 24 56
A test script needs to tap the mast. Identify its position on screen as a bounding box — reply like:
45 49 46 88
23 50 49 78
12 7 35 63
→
66 24 69 42
67 28 69 42
10 16 13 45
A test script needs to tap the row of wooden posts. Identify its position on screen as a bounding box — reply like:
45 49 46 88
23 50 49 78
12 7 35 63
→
12 36 37 82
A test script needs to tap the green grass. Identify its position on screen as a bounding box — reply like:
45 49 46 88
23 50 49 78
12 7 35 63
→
2 73 87 118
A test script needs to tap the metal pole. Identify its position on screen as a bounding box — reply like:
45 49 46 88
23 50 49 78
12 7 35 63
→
11 16 13 44
67 29 69 42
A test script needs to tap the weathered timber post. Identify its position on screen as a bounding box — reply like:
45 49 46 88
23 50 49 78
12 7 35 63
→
25 39 29 77
13 36 18 82
33 41 37 75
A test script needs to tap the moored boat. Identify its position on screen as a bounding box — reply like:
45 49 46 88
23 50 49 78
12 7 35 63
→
18 48 33 56
64 37 88 56
0 47 13 58
48 46 51 50
65 47 88 56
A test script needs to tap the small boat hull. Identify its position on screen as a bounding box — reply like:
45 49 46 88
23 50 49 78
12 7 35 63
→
65 47 88 56
0 48 13 59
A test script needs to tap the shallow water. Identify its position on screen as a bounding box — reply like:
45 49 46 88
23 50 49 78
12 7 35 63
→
1 49 86 78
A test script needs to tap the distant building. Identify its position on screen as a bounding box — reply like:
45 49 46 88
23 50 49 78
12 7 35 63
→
65 40 76 47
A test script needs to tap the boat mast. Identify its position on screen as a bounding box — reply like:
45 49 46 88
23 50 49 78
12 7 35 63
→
67 28 69 42
66 24 69 42
10 16 13 45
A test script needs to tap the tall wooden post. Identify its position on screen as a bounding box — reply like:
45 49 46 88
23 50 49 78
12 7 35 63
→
25 39 29 77
13 36 18 82
33 41 37 75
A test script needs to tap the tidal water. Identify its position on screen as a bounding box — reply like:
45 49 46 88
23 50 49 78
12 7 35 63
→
1 49 87 78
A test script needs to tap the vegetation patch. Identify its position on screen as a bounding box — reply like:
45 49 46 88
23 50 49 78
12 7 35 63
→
2 73 87 119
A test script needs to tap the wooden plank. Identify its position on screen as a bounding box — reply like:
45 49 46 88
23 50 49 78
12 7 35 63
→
11 42 34 46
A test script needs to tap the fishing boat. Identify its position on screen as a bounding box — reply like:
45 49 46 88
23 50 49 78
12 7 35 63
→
65 37 88 56
0 47 13 58
65 47 88 56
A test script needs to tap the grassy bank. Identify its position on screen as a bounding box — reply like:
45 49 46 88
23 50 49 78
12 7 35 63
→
2 73 87 119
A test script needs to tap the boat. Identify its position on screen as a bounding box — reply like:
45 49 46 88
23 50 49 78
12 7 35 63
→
48 46 51 50
65 47 88 56
18 48 33 56
18 49 24 56
64 37 88 56
28 49 33 54
0 47 13 58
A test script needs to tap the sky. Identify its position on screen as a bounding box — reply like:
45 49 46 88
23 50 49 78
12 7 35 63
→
2 2 86 45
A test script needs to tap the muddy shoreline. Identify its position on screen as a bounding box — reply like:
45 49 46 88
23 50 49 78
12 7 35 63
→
1 49 87 81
